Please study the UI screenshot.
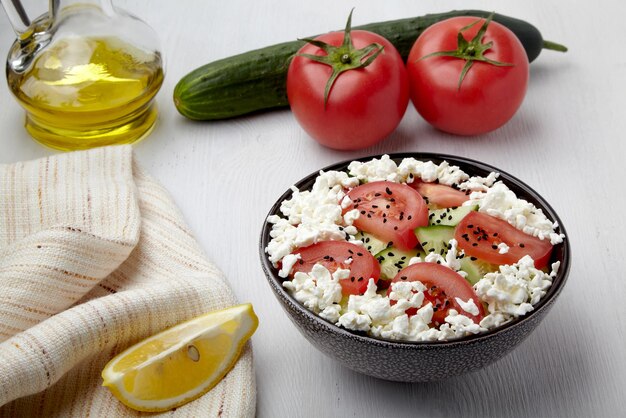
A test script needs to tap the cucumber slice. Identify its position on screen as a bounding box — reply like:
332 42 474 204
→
460 257 498 285
354 231 389 255
375 247 421 280
416 225 498 286
428 205 477 227
415 225 456 256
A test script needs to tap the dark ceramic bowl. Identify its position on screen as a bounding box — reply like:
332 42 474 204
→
259 153 570 382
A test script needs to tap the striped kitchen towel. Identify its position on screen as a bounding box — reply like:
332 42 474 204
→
0 146 255 417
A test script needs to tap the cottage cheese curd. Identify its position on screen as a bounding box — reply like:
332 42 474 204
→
267 155 565 342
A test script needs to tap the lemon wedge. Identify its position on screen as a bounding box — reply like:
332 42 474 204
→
102 303 258 412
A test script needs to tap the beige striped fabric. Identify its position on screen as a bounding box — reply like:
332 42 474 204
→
0 146 255 417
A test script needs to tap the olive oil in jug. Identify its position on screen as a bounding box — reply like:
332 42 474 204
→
1 0 164 150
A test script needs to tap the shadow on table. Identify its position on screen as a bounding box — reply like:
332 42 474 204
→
341 311 596 418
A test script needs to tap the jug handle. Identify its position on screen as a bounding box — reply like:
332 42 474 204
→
0 0 56 40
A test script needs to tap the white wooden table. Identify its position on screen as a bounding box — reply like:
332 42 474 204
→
2 1 625 417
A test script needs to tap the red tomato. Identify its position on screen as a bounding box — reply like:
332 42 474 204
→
388 262 485 326
290 241 380 295
410 180 469 208
407 16 529 135
455 211 553 269
344 181 428 251
287 30 409 150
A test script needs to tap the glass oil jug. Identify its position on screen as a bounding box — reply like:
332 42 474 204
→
0 0 164 150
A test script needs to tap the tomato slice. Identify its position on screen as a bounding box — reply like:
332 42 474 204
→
344 181 428 251
290 241 380 296
409 180 469 208
388 262 485 326
455 211 553 269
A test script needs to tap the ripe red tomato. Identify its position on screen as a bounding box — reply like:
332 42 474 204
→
410 180 470 208
406 16 529 135
344 181 428 251
455 211 553 269
389 262 485 326
290 241 380 295
287 30 409 150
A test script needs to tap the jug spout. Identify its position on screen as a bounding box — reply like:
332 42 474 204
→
0 0 55 40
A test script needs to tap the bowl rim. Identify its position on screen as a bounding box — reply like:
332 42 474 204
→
259 152 571 348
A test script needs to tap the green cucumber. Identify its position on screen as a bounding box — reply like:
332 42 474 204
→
460 258 498 285
415 225 456 256
416 225 498 285
174 10 566 120
375 247 421 280
429 205 477 227
355 231 389 255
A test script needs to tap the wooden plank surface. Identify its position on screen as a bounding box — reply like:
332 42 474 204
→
1 1 624 417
